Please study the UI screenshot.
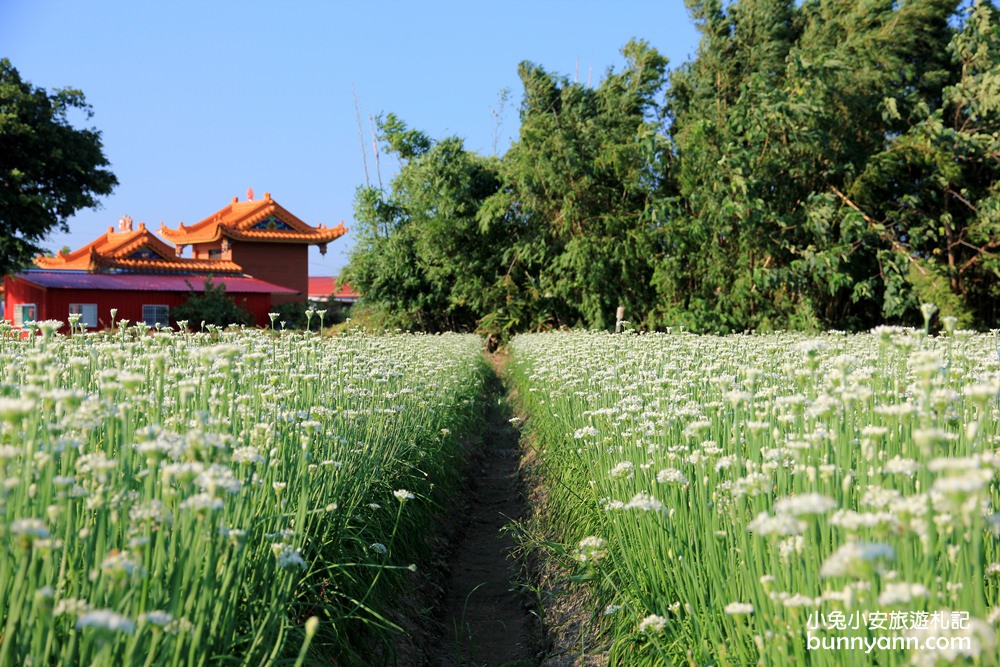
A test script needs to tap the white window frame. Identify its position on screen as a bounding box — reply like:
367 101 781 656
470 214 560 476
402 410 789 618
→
142 304 170 327
14 303 36 327
69 303 99 329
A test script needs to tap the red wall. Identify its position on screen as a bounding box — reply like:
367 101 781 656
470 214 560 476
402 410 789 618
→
3 277 275 331
230 243 307 305
3 275 46 320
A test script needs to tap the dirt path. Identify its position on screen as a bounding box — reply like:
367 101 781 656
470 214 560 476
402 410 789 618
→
393 351 604 666
424 354 540 667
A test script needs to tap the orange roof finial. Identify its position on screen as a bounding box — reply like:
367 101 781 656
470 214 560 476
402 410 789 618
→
247 187 254 202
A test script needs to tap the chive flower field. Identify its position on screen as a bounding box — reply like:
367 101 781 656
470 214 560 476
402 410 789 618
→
0 320 486 666
508 325 1000 666
4 315 1000 666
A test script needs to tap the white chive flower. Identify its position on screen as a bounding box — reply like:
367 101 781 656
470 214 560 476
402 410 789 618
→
773 493 837 517
638 614 667 634
576 536 608 564
393 489 415 503
610 461 635 479
820 542 894 579
75 609 136 634
724 602 754 615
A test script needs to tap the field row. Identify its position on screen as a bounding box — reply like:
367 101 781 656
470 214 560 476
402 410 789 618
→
5 322 1000 666
508 328 1000 666
0 324 486 666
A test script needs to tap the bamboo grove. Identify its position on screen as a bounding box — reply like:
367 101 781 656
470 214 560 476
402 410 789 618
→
345 0 1000 336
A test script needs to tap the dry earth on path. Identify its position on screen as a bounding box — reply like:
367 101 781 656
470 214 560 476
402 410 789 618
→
393 352 607 667
424 358 539 667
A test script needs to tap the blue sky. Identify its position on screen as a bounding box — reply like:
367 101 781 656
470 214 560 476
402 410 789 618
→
3 1 701 277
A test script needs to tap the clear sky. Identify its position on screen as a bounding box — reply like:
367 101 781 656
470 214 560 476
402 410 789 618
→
2 1 701 278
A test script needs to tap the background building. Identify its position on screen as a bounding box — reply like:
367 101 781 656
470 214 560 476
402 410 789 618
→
3 192 346 330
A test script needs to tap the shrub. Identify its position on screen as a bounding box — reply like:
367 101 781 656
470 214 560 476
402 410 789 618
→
171 277 254 329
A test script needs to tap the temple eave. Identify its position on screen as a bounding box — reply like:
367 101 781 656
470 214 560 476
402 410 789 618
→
97 258 244 274
221 228 348 244
158 228 223 245
35 255 97 271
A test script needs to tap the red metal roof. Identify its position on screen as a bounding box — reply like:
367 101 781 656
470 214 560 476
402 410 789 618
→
13 271 297 294
308 276 359 300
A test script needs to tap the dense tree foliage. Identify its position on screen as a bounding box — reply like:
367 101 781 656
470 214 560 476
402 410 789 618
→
479 40 670 333
0 59 117 276
346 114 505 331
658 0 961 331
346 0 1000 335
845 0 1000 327
171 278 254 329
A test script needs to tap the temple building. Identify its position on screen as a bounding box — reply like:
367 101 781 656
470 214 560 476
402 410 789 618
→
3 191 347 330
158 191 345 305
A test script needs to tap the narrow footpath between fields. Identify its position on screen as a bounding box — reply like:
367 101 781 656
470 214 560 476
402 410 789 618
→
404 351 606 667
424 353 540 667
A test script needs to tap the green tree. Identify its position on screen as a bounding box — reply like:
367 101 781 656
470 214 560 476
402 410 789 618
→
344 114 505 332
171 278 254 329
0 58 117 276
839 0 1000 326
784 0 959 328
656 0 961 332
658 0 800 331
345 2 1000 334
481 39 671 332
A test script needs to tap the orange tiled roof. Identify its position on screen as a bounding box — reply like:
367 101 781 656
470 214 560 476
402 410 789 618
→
158 192 347 246
91 255 243 274
34 218 243 274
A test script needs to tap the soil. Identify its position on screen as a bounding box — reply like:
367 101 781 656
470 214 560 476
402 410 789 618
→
422 353 540 667
393 352 606 667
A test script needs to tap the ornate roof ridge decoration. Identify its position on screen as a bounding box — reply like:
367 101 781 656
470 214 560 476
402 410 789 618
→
34 215 245 274
34 192 348 273
158 192 347 246
35 219 182 271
